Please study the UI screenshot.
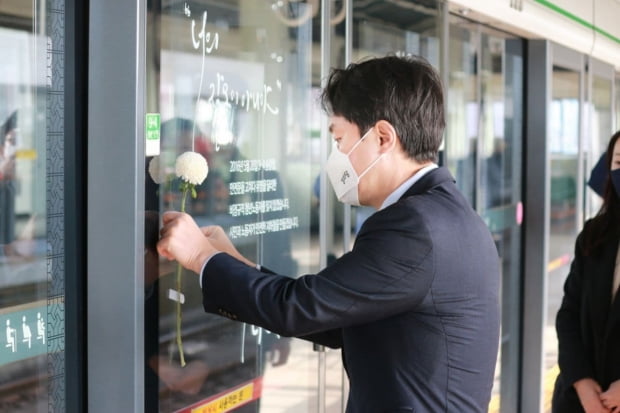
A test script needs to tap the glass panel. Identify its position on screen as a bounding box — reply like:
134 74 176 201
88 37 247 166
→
616 75 620 131
479 34 508 210
0 0 65 411
478 33 523 413
592 75 613 158
544 65 581 411
446 17 478 208
145 2 319 412
585 74 612 218
351 1 440 66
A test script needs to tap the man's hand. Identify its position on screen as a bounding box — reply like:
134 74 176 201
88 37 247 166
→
601 380 620 412
574 378 611 413
157 211 219 274
201 225 256 268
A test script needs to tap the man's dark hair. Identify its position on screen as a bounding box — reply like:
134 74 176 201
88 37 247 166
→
320 55 445 163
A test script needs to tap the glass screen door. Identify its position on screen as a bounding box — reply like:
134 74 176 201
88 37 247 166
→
144 2 320 412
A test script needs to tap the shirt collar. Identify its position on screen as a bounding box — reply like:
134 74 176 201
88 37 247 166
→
379 163 438 210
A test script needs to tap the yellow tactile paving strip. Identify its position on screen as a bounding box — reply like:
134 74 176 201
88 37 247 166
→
487 364 559 413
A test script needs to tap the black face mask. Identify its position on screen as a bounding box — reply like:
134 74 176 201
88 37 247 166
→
611 169 620 197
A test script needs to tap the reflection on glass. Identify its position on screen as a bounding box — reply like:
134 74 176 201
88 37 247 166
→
616 76 620 131
544 66 581 411
146 2 319 412
0 1 61 412
592 76 613 155
446 18 478 208
480 34 508 210
352 2 439 67
586 75 613 218
479 34 524 413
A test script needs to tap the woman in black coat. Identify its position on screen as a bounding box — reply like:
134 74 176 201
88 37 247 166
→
553 130 620 413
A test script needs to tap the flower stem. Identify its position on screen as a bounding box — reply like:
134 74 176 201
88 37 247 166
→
175 186 190 367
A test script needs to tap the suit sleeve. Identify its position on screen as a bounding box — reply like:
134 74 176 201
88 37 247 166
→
201 210 434 340
555 230 594 385
259 266 342 348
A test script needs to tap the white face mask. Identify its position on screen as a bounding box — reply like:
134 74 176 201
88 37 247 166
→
326 128 383 206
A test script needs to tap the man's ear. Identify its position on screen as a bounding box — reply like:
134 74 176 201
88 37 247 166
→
374 120 398 154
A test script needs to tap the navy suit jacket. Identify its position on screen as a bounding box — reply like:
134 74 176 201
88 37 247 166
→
202 167 500 413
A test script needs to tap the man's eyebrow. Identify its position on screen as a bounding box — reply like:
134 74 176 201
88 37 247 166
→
328 124 334 134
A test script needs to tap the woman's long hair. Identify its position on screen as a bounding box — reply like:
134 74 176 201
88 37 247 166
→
584 130 620 255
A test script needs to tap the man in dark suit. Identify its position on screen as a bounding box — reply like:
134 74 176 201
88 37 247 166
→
158 55 500 413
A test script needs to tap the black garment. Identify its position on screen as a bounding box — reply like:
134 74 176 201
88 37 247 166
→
553 218 620 412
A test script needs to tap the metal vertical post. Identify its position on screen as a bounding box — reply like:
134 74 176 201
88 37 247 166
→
317 1 332 413
341 0 353 258
88 0 146 411
65 0 88 410
341 5 353 410
521 39 550 413
439 1 449 166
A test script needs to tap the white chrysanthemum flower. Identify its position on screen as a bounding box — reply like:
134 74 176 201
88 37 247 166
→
175 151 208 185
148 156 163 184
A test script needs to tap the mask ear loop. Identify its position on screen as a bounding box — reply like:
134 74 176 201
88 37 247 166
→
351 127 384 179
358 152 385 180
345 128 374 156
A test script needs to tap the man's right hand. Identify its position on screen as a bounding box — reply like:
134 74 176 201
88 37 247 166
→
201 225 256 268
158 211 219 275
574 378 611 413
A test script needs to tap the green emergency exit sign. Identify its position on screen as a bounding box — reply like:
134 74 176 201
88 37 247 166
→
145 113 161 156
146 113 160 140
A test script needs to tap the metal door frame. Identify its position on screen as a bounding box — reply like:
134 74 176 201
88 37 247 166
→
87 0 146 411
521 40 586 413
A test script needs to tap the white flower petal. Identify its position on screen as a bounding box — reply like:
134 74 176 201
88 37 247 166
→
175 151 209 185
